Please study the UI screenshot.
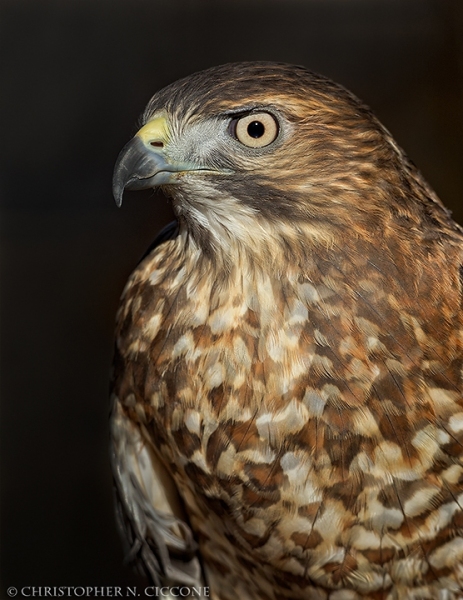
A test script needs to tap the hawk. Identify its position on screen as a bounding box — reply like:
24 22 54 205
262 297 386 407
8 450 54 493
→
111 62 463 599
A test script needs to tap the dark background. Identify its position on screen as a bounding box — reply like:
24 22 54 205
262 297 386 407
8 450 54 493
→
1 0 463 595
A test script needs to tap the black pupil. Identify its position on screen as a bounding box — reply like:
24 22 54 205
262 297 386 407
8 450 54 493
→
247 120 265 138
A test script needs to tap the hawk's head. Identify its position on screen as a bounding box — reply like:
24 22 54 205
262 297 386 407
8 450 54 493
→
113 62 448 259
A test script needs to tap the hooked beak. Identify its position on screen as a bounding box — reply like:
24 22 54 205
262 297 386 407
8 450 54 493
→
113 116 190 207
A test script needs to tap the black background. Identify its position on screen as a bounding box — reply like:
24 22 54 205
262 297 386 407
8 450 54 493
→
1 0 463 594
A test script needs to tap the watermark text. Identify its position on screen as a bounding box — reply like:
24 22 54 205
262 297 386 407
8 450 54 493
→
6 587 210 598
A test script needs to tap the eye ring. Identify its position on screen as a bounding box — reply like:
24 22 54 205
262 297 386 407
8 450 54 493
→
230 112 279 148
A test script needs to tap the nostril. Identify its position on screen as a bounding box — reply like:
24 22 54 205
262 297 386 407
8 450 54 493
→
150 141 164 148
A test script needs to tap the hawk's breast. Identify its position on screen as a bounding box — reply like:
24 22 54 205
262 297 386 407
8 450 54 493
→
115 233 463 594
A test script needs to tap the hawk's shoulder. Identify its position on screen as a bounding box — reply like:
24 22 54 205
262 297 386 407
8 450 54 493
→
138 220 180 264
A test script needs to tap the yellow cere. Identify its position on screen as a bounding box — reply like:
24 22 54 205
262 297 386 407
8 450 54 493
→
136 115 169 146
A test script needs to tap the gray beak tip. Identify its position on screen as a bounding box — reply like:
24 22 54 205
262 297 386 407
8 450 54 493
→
112 136 169 208
112 173 125 208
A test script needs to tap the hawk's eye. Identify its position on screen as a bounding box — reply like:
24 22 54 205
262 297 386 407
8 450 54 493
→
230 112 279 148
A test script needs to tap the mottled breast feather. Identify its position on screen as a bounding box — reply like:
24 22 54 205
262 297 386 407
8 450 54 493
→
111 62 463 600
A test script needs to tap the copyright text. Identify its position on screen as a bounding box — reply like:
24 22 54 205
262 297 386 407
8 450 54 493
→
6 587 210 598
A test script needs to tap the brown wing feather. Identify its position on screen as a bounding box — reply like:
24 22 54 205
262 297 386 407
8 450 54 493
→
110 394 205 588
